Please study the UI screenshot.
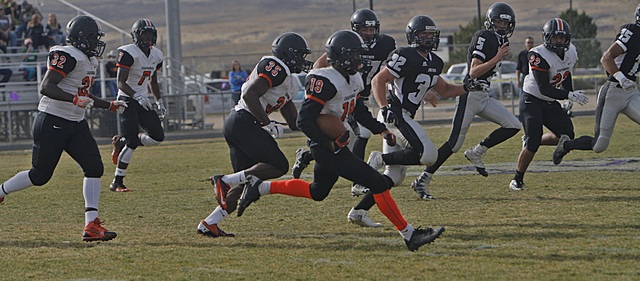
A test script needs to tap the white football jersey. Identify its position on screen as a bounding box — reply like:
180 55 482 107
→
116 44 163 96
235 56 298 116
309 67 363 119
38 45 98 122
523 44 578 102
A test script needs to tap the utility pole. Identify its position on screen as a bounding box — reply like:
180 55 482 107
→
477 0 482 30
569 0 573 28
165 0 182 96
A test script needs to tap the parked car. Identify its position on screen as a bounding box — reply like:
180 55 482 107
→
446 61 517 99
185 76 233 115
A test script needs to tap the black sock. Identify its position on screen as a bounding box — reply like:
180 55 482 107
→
514 170 525 182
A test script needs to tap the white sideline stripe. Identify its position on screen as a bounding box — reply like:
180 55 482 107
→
290 157 640 179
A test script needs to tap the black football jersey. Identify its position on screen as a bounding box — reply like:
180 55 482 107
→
386 47 444 116
608 23 640 82
360 34 396 97
467 30 508 85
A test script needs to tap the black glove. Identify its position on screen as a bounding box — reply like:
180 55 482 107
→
380 105 398 124
328 130 350 154
381 130 396 146
463 76 489 92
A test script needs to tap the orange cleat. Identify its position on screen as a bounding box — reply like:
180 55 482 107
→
197 220 235 237
111 135 125 165
82 218 117 242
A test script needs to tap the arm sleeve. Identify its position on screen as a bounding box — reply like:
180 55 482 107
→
116 49 134 69
297 74 337 146
353 96 386 134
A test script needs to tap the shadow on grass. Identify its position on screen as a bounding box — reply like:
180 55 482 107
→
0 240 129 248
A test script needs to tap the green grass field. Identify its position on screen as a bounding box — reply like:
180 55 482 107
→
1 116 639 280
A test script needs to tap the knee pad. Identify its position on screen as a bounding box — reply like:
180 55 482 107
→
592 138 610 153
83 164 104 178
28 169 52 186
124 135 141 149
523 136 540 153
309 182 331 201
139 133 163 147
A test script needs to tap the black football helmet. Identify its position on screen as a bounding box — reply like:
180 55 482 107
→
131 19 158 49
543 18 571 56
406 15 440 52
350 8 380 47
326 30 368 75
484 2 516 39
66 15 106 57
271 32 312 74
636 3 640 25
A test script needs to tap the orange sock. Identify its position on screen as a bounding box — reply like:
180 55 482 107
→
269 179 312 199
373 190 408 231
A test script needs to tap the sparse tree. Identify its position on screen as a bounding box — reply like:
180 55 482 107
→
449 16 480 66
560 9 601 68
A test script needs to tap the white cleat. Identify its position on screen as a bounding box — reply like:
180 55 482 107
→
509 179 526 191
411 172 434 199
464 144 488 176
367 151 384 171
350 184 369 197
347 208 382 227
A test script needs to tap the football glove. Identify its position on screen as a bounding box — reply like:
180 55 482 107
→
133 93 153 111
463 76 490 92
380 105 398 124
108 100 128 114
328 130 350 154
562 100 573 116
568 90 588 106
613 71 636 91
263 121 283 138
73 94 94 109
381 129 396 146
156 98 167 120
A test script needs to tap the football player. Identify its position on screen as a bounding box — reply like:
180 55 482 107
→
509 18 588 190
235 30 444 252
109 19 166 192
291 8 397 194
553 4 640 164
411 2 522 196
196 32 312 238
347 15 477 226
0 16 127 241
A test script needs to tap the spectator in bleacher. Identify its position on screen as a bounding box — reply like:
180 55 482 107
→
0 7 16 53
228 59 247 105
14 1 39 39
105 50 118 96
20 37 39 80
0 66 11 84
5 0 20 29
24 13 49 50
45 13 64 46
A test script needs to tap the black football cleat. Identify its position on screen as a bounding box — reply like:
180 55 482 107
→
405 226 445 252
237 175 262 217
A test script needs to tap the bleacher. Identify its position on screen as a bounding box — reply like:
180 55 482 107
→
0 49 48 142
